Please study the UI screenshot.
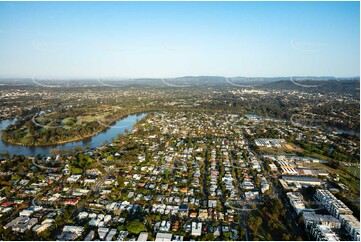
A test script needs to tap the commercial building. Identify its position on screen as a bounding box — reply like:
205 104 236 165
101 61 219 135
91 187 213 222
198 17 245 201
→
310 224 340 241
298 168 328 176
303 213 341 230
315 190 352 218
268 163 278 172
254 139 285 148
286 192 305 215
282 176 322 186
339 214 360 241
315 189 359 241
281 167 298 175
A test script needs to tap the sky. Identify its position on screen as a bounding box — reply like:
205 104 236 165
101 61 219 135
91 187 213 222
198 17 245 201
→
0 1 359 78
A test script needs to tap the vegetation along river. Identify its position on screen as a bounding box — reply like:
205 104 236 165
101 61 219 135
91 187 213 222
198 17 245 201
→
0 112 147 157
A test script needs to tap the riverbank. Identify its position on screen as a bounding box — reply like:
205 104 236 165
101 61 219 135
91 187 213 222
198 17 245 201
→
0 112 149 157
1 110 150 147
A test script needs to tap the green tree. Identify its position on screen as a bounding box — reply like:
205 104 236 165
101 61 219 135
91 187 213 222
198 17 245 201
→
204 233 215 241
281 233 291 240
248 216 262 237
223 232 232 240
39 229 52 240
240 228 246 240
126 221 147 235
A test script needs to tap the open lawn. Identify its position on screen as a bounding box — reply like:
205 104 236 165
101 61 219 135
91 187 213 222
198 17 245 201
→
2 105 130 146
304 152 333 161
308 162 360 194
257 142 303 155
283 143 303 152
344 166 360 179
76 115 99 123
258 147 295 155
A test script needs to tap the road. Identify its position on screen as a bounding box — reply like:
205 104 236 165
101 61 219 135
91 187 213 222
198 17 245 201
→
231 152 251 240
202 147 209 201
30 156 63 171
70 167 115 220
257 153 307 239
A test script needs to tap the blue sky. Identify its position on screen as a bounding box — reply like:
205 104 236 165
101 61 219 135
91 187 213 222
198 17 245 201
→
0 1 359 78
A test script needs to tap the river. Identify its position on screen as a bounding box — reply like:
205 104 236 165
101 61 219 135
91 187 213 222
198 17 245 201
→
0 112 147 157
0 112 358 157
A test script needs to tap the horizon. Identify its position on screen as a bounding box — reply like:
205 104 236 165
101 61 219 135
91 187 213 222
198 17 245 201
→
0 75 360 80
0 1 360 78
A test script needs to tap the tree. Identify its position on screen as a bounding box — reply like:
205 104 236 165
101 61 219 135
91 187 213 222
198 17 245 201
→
264 197 284 221
72 153 93 172
126 221 147 235
4 152 10 162
281 233 291 240
248 216 262 237
222 232 232 240
240 228 246 240
39 229 52 240
204 233 215 241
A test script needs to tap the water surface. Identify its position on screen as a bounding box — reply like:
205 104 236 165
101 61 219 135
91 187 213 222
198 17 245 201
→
0 113 147 157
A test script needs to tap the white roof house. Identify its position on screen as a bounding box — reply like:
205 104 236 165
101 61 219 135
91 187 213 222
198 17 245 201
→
137 232 149 241
191 222 202 236
155 233 173 241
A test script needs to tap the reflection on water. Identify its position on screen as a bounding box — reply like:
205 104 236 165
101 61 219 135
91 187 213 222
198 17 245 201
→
0 113 147 157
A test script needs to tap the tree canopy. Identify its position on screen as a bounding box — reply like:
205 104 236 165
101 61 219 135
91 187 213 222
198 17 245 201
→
126 221 147 235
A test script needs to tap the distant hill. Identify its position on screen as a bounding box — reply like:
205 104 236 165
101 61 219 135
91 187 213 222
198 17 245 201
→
0 76 359 95
259 79 360 95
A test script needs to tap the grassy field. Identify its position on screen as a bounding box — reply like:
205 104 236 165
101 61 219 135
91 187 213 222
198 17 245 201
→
308 162 360 194
344 166 360 179
305 152 332 161
3 105 131 146
76 115 98 124
257 142 308 155
258 147 296 155
283 143 304 152
76 107 123 124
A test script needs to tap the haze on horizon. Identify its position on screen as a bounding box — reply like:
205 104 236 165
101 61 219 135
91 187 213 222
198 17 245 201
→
0 1 359 79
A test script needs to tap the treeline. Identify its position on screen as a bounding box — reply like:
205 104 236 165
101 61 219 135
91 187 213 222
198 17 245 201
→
297 141 359 163
248 197 305 241
2 118 101 146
